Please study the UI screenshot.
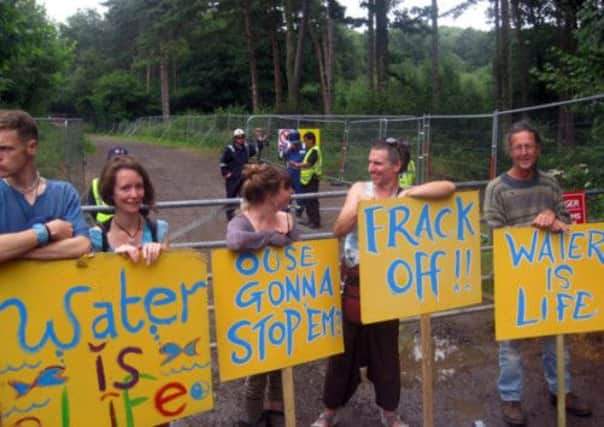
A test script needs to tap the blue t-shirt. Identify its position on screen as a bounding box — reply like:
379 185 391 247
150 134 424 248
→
0 179 88 237
89 219 169 252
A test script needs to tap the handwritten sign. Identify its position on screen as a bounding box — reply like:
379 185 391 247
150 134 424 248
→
358 191 482 324
494 224 604 340
0 252 212 426
212 240 343 381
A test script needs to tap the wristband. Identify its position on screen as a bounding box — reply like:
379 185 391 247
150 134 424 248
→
43 223 52 241
32 223 49 246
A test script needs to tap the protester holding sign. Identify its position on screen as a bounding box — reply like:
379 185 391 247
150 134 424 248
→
311 140 455 427
89 155 169 265
226 163 300 427
0 110 90 264
483 121 592 426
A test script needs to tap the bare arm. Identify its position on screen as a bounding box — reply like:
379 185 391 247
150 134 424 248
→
0 230 40 264
333 182 364 238
399 180 456 199
21 235 91 260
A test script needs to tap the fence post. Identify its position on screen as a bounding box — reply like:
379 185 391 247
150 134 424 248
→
337 120 350 183
490 110 499 179
424 115 432 182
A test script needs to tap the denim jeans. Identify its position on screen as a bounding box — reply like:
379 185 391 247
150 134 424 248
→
498 337 570 401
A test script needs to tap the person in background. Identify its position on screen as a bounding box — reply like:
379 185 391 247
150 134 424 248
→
254 127 269 161
0 109 90 263
311 140 455 427
483 121 592 426
220 128 256 220
226 163 299 427
89 155 168 265
289 131 322 229
283 129 305 216
87 146 129 224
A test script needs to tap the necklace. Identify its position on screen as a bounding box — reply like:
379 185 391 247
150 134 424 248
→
113 215 142 245
3 171 40 194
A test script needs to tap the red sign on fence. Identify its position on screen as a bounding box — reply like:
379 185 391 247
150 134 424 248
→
563 191 587 224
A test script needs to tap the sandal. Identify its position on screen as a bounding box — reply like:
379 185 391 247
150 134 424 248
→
310 411 338 427
380 410 409 427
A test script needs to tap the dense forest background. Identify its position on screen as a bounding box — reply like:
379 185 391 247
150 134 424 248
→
1 0 602 126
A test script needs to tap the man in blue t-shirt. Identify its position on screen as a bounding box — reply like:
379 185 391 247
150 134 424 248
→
0 110 90 264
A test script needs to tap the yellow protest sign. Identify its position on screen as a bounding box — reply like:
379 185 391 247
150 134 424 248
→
494 223 604 340
0 251 212 426
358 191 482 324
212 240 343 382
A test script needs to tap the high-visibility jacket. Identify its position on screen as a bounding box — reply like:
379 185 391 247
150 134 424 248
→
300 145 323 185
91 178 113 223
399 159 416 188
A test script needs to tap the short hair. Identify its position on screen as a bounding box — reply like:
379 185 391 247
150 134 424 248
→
371 139 408 171
99 155 156 209
0 110 38 143
506 121 542 149
303 131 316 142
241 163 292 205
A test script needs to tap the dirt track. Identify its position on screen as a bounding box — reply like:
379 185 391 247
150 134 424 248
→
87 137 604 427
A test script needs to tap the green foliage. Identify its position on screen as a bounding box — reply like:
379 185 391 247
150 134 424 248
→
534 1 604 96
0 0 71 113
91 71 151 126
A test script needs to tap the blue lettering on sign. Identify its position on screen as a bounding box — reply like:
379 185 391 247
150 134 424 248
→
228 320 253 364
434 207 452 239
587 230 604 262
456 196 475 240
364 205 385 253
388 205 418 248
0 285 90 354
386 250 445 301
92 302 117 340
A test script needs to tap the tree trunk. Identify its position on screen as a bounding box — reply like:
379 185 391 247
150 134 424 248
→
311 28 329 114
555 0 578 146
367 0 376 93
159 52 170 119
324 0 336 114
430 0 441 112
511 0 528 110
284 0 309 112
493 0 502 111
375 0 388 95
243 0 260 113
146 63 151 93
272 33 283 112
500 0 512 111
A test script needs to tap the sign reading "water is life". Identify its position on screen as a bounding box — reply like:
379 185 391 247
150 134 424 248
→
0 252 213 426
494 224 604 340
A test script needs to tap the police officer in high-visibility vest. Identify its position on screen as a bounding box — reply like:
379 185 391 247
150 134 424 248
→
87 146 129 224
290 131 322 229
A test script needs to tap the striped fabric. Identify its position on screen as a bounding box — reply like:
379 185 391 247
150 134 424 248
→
483 170 570 228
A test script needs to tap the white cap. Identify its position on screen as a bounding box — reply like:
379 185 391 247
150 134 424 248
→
233 128 245 137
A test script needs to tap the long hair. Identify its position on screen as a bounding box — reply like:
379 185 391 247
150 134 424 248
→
99 155 156 210
241 163 291 205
